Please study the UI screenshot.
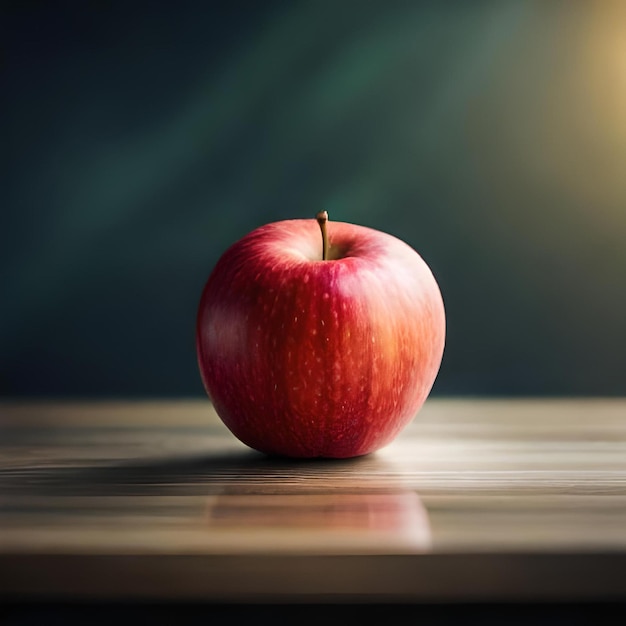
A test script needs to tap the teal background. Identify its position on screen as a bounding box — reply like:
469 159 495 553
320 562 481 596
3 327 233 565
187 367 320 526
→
3 1 626 398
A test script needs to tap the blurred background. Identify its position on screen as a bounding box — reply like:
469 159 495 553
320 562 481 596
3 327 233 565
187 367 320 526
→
3 0 625 399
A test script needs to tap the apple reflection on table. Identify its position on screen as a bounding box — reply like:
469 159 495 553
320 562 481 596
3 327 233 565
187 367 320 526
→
204 454 432 554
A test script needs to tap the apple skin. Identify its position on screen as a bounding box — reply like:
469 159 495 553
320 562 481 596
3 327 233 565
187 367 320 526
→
196 217 445 459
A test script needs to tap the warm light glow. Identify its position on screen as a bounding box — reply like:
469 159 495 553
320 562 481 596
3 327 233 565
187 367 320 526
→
581 1 626 147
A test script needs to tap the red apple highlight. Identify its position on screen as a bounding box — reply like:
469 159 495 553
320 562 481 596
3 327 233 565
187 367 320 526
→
196 212 445 458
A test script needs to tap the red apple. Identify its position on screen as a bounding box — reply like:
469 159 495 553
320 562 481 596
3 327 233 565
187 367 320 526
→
196 212 445 459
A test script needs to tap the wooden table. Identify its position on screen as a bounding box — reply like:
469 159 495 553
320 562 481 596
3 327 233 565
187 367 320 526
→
1 398 625 619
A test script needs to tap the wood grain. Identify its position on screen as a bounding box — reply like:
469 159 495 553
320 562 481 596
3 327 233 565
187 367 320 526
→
1 397 625 602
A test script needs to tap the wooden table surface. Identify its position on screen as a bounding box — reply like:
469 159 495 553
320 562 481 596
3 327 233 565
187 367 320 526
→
1 397 625 605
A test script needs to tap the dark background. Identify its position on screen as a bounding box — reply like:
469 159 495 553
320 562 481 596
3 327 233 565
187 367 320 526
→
3 0 625 399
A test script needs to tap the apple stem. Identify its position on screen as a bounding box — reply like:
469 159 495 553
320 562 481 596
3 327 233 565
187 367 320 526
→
316 210 329 261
